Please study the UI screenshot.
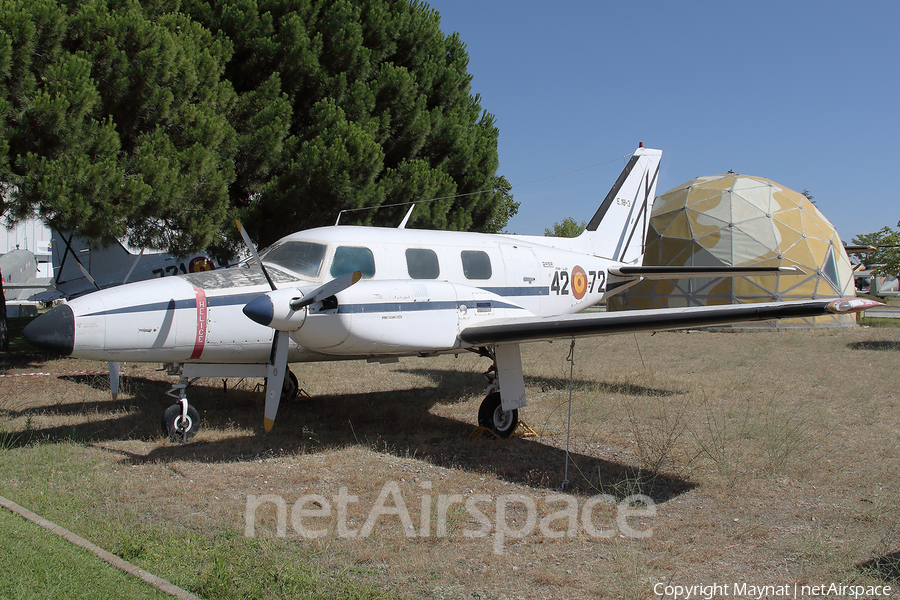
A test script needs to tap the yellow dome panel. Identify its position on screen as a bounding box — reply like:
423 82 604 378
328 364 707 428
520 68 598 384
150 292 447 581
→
610 173 856 328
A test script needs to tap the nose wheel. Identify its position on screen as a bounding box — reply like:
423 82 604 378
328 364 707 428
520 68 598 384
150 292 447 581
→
162 377 200 442
161 402 200 441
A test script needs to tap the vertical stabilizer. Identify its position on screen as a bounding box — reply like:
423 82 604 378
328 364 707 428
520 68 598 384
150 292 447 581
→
581 146 662 264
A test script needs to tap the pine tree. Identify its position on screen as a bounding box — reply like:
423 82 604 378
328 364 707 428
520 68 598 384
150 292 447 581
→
0 0 514 255
184 0 515 247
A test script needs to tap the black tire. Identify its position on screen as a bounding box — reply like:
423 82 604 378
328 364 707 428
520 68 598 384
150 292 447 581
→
282 369 299 402
477 391 518 438
161 403 200 441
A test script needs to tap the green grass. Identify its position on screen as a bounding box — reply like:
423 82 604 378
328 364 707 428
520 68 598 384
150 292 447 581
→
0 508 170 600
0 442 393 600
859 316 900 328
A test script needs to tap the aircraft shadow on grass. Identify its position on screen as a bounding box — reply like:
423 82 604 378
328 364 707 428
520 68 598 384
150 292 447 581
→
6 373 695 503
395 367 684 398
858 550 900 584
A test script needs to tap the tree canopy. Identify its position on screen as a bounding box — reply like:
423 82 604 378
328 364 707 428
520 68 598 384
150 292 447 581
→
0 0 514 254
544 217 586 238
852 224 900 276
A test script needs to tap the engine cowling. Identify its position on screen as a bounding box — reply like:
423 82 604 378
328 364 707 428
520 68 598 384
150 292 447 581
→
290 280 530 355
242 287 309 331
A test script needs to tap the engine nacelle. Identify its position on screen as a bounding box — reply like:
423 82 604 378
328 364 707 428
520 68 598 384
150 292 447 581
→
290 280 531 355
242 287 309 331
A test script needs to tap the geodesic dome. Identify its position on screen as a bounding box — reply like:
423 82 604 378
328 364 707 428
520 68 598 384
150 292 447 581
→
607 174 857 327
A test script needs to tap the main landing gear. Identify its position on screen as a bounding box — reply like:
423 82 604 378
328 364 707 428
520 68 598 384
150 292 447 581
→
160 366 300 442
475 351 520 438
478 391 518 438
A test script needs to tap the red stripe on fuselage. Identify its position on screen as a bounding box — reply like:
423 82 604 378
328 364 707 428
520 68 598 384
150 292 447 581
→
190 286 207 359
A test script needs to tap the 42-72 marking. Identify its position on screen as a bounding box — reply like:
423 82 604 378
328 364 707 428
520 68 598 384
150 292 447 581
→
550 267 606 300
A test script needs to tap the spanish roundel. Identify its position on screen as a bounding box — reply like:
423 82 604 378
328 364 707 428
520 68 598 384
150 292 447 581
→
189 257 216 273
571 266 587 300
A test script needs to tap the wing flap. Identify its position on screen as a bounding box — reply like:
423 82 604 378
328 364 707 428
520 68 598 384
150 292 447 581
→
458 298 878 346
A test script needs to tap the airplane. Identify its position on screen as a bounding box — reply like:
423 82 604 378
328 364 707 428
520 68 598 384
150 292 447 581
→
22 145 879 441
1 248 46 301
1 249 53 318
49 229 237 299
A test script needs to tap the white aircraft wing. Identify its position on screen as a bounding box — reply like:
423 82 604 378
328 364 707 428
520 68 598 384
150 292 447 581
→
458 298 877 346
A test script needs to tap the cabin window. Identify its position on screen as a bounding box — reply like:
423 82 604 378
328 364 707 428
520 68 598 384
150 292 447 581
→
331 246 375 279
259 241 326 277
406 248 440 279
461 250 492 280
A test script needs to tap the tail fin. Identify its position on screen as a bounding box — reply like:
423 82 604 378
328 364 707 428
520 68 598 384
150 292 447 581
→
581 146 662 264
51 230 134 297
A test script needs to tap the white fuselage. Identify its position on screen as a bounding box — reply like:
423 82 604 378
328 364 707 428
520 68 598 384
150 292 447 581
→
62 226 617 364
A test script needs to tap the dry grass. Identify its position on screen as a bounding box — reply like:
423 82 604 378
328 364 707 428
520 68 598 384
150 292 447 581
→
2 324 900 599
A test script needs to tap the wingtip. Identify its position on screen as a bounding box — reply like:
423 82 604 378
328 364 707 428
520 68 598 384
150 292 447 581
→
826 297 884 313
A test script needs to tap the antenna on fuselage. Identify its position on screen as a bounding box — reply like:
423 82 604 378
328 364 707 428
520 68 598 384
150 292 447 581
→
398 204 415 229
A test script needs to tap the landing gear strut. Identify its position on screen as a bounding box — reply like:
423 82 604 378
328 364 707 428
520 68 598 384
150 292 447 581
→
476 349 520 438
280 368 300 402
159 365 302 442
162 377 200 442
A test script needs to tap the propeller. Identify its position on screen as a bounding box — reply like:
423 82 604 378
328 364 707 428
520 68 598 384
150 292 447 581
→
290 270 361 311
236 220 361 432
236 220 288 432
241 270 362 329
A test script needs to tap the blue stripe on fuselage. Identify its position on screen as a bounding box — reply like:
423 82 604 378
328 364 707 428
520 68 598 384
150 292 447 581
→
336 298 524 314
81 287 548 318
83 292 264 317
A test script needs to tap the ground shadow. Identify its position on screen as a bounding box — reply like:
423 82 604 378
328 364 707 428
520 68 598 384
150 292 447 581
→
398 367 685 397
858 550 900 583
847 341 900 351
8 371 697 503
0 351 62 370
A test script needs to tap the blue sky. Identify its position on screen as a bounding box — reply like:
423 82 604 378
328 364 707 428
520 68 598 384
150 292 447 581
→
428 1 899 240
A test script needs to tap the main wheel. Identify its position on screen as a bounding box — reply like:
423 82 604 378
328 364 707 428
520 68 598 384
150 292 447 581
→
477 391 518 438
282 369 299 402
161 403 200 441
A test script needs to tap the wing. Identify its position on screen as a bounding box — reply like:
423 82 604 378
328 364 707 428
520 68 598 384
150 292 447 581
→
608 265 803 278
458 298 878 346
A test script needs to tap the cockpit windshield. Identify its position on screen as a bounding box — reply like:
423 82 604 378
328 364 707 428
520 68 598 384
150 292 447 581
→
259 240 327 278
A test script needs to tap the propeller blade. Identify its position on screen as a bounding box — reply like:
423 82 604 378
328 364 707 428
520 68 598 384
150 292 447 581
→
264 331 290 432
236 219 276 291
289 271 362 311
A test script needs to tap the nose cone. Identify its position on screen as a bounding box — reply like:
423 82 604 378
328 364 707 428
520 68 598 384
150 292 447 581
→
23 304 75 355
243 294 274 327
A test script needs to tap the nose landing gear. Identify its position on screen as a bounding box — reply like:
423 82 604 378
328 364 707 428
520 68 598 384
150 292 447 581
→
162 378 200 442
